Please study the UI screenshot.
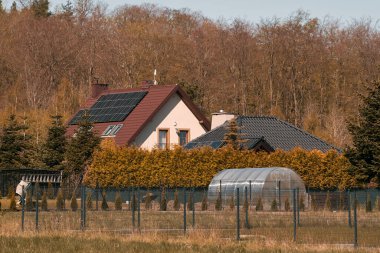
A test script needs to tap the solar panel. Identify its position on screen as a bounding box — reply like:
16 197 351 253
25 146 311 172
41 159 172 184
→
69 91 147 125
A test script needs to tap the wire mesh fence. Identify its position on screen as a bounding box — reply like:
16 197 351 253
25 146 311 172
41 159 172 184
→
1 181 380 247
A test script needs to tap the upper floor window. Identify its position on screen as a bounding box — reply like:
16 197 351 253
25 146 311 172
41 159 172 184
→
102 124 123 137
178 130 189 146
158 129 169 149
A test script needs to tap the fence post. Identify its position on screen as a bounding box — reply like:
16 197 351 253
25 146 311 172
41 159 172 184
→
353 191 358 247
249 180 252 209
297 187 300 226
219 180 222 209
35 190 39 231
183 188 187 235
192 188 195 228
95 182 99 211
80 186 83 230
278 181 281 210
83 186 86 229
132 187 135 230
293 188 297 242
21 186 25 232
348 189 352 227
236 188 240 241
245 186 249 229
137 188 140 230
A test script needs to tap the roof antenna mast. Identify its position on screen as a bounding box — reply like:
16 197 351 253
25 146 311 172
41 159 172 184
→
153 69 157 85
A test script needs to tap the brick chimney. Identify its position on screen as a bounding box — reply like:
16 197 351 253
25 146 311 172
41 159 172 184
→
211 110 235 129
91 83 109 98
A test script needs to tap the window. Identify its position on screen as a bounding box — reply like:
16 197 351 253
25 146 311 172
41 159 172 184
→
158 129 169 149
102 124 123 137
178 130 189 146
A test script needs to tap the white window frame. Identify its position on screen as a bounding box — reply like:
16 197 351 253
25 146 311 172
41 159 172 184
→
102 124 123 137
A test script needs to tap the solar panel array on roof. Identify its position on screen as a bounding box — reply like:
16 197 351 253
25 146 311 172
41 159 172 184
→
69 91 147 125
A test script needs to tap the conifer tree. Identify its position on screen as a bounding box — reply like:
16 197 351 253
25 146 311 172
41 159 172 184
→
10 1 17 13
223 118 243 150
284 197 290 211
324 191 332 211
47 182 54 199
229 195 234 211
115 191 122 210
144 191 152 210
70 192 78 211
255 197 263 211
26 190 33 211
56 189 64 211
101 191 108 211
201 193 208 211
9 193 17 211
160 189 167 211
173 190 180 211
65 113 100 177
86 191 92 210
0 114 32 169
215 192 222 211
346 82 380 185
187 192 193 211
271 199 278 211
366 192 372 212
42 115 67 170
41 191 48 211
31 0 50 18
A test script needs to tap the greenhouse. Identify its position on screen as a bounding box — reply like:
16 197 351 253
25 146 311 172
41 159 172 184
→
208 167 307 210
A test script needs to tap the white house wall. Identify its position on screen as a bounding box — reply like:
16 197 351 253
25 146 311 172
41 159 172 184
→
133 93 207 149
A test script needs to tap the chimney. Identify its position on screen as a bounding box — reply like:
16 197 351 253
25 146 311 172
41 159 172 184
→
211 110 235 129
141 80 155 89
91 83 109 98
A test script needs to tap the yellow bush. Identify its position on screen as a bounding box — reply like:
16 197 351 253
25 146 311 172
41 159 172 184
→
85 141 356 190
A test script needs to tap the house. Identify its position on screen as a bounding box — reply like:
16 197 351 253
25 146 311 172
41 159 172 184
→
184 112 340 152
67 83 210 149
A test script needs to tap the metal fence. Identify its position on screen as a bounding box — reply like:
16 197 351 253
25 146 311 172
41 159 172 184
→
2 182 380 247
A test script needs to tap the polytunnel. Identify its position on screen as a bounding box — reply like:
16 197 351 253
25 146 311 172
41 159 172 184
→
208 167 307 210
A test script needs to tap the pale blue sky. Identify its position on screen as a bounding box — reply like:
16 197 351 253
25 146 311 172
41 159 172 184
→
4 0 380 23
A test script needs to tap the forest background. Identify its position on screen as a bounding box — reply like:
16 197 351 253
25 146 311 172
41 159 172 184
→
0 0 379 149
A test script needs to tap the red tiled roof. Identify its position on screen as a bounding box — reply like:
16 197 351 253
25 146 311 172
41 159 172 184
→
66 85 211 146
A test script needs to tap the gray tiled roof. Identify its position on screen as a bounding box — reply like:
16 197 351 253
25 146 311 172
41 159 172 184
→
185 116 340 152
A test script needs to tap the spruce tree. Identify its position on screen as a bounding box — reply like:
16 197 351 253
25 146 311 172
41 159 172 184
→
201 193 208 211
173 190 180 211
0 114 32 169
31 0 50 18
324 191 332 211
255 197 263 211
223 118 243 150
47 182 54 199
42 115 67 170
10 1 17 13
65 112 100 177
56 189 64 211
284 197 290 211
70 192 78 211
271 199 278 211
101 191 108 211
346 82 380 185
160 189 167 211
145 191 152 210
9 193 17 211
115 191 122 210
41 191 48 211
86 191 92 210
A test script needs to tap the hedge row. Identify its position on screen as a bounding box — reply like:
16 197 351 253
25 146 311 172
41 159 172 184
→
85 140 356 190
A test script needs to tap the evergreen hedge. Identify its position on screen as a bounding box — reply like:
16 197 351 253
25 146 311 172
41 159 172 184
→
85 140 356 190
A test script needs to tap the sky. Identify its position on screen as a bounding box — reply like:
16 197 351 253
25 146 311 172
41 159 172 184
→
3 0 380 24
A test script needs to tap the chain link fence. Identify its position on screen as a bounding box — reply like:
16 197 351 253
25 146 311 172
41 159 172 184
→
2 182 380 247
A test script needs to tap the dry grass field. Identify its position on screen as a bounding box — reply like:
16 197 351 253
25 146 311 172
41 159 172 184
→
1 198 380 252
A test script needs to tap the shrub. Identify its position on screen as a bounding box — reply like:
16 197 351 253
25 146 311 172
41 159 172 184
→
41 191 48 211
160 189 167 211
86 192 93 210
145 190 152 210
299 195 305 211
101 191 108 211
56 189 64 211
9 194 17 211
366 192 372 212
215 193 222 211
324 191 332 211
187 192 194 211
7 186 14 199
284 197 290 211
70 192 78 211
26 190 33 211
311 194 318 211
271 199 278 211
47 182 54 199
173 190 180 211
229 195 234 211
201 193 208 211
115 191 122 210
256 197 263 211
